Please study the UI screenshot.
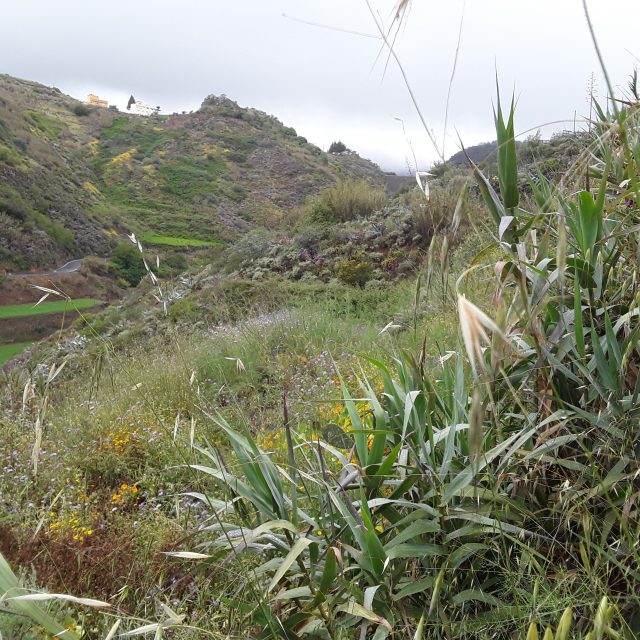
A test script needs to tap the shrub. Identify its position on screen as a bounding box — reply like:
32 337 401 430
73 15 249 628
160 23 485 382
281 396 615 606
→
158 251 188 276
292 225 330 252
307 180 387 224
336 257 373 287
11 138 27 152
0 186 31 221
224 229 278 271
537 156 563 176
73 104 90 117
168 298 200 323
80 256 112 277
44 220 75 249
0 144 22 167
78 311 111 335
226 150 248 164
109 243 145 286
405 185 465 242
328 140 347 153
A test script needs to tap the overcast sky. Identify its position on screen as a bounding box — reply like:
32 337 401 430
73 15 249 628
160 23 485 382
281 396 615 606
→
1 1 639 172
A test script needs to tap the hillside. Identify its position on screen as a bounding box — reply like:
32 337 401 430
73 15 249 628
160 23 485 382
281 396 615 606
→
0 76 112 270
4 54 640 639
435 130 587 180
4 85 640 640
0 74 385 271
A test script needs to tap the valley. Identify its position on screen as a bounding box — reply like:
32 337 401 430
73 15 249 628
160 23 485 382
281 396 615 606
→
0 73 395 365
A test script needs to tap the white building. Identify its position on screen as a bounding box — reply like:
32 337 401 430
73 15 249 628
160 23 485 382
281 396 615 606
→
127 95 158 117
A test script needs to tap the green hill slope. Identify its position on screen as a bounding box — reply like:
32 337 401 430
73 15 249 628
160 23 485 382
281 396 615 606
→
0 74 385 271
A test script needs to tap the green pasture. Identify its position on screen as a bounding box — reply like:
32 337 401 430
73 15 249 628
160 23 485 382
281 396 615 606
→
0 342 32 365
0 298 102 319
139 233 219 247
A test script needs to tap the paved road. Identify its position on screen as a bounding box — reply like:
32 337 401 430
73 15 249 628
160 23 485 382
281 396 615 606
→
50 259 83 274
5 259 83 279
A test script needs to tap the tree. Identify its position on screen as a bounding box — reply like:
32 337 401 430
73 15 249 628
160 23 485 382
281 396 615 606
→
110 244 145 286
328 140 347 153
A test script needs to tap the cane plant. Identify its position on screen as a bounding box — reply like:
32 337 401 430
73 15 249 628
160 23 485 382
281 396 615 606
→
176 87 640 639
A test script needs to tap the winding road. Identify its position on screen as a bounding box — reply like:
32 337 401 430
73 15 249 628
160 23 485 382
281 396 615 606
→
49 259 83 274
6 259 83 279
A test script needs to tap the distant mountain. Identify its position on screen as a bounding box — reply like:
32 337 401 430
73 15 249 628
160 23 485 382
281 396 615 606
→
435 132 586 180
0 74 385 271
447 141 498 167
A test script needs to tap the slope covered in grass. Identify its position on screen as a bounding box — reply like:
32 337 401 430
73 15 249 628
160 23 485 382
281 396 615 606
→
0 74 386 271
3 57 640 640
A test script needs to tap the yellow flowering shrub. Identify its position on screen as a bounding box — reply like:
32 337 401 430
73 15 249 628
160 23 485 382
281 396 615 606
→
110 483 139 510
45 475 97 542
83 180 101 197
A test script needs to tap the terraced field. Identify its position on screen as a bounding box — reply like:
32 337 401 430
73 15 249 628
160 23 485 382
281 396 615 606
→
0 298 102 319
0 298 105 363
139 233 220 247
0 341 32 365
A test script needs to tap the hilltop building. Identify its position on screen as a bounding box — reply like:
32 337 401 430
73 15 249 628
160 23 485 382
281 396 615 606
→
85 93 108 108
127 95 159 117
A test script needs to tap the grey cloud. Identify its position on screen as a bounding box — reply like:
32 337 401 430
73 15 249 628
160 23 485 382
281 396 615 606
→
1 0 639 173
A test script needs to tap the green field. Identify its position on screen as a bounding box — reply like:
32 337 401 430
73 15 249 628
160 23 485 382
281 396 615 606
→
139 233 219 247
0 342 32 365
0 298 102 319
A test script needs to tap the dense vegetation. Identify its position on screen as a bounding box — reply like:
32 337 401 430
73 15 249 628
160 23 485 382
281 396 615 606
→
2 58 640 640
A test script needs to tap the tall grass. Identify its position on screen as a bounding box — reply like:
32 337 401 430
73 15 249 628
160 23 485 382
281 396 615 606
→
168 89 640 639
305 179 387 224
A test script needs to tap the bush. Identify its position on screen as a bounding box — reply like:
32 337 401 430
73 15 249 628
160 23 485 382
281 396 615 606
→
12 138 27 152
73 104 90 117
109 244 145 286
43 220 75 249
328 140 347 153
168 298 200 323
292 225 330 252
224 229 278 271
0 186 31 221
0 144 22 167
537 156 563 176
159 252 188 276
405 185 466 242
80 256 113 277
306 180 387 225
336 257 373 287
